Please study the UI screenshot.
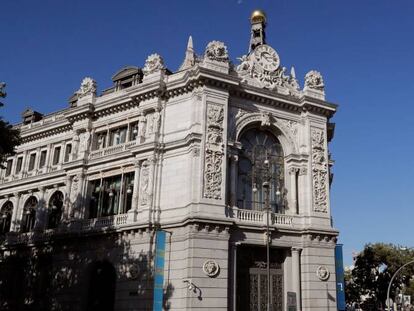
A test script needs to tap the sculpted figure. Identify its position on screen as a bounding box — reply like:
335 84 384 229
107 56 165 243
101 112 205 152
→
152 109 161 133
305 70 325 91
205 41 229 62
76 77 96 98
143 54 165 76
137 114 147 138
79 131 91 153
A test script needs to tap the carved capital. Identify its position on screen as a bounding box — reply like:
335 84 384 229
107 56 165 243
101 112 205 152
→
288 167 299 175
299 167 308 175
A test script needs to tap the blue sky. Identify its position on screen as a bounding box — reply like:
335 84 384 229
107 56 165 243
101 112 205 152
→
1 0 413 265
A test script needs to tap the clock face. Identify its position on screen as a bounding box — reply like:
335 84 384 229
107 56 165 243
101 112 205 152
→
253 44 280 72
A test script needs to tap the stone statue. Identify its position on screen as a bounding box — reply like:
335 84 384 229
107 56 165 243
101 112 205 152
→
143 54 165 76
236 55 251 73
205 41 229 62
79 131 91 154
305 70 325 91
152 109 161 133
137 114 147 138
76 77 96 98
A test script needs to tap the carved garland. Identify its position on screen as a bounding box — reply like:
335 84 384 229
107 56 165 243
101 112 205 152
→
311 128 328 213
203 104 224 199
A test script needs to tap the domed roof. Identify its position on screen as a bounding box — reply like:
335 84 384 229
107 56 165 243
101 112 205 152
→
250 9 266 24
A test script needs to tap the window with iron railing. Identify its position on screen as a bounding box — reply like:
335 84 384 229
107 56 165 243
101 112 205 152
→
236 128 286 213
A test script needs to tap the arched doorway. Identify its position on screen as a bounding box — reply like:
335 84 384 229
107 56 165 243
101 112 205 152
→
21 196 37 232
85 260 116 311
0 201 13 234
47 191 63 229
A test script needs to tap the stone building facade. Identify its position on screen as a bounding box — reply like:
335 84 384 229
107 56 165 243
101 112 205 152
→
0 10 338 311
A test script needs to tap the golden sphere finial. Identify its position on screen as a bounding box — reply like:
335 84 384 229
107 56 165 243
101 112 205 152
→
250 9 266 24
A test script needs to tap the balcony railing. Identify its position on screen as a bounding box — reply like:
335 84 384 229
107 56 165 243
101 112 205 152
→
81 213 128 230
233 207 293 227
1 213 130 246
89 141 136 159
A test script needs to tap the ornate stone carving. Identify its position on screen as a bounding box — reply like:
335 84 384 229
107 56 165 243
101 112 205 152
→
78 131 91 154
202 260 220 277
69 175 79 204
143 54 165 76
137 113 147 138
139 163 150 206
305 70 324 91
152 109 161 134
279 119 298 137
311 128 328 212
203 104 224 199
203 149 223 199
260 112 271 127
316 265 330 281
235 108 248 120
76 77 96 98
205 41 229 62
235 45 300 92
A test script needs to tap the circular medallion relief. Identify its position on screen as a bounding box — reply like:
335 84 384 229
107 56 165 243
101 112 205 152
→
203 260 220 277
316 265 330 281
253 44 280 72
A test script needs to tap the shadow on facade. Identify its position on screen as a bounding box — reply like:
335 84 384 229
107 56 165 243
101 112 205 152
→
0 222 175 311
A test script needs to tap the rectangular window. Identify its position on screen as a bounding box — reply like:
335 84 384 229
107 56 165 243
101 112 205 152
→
96 133 106 150
28 153 36 171
53 147 61 165
39 150 47 168
64 144 72 162
129 122 138 141
16 157 23 173
5 160 13 176
109 127 127 146
88 172 134 219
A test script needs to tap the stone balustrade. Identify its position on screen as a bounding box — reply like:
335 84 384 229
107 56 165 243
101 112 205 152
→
233 207 294 227
89 141 137 159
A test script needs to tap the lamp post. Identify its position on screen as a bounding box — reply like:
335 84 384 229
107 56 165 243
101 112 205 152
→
263 178 271 311
386 259 414 311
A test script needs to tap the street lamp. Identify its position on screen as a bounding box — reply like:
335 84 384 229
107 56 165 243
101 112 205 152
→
262 176 271 311
387 259 414 311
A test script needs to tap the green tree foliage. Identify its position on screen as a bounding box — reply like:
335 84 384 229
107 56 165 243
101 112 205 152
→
0 83 21 167
345 243 414 310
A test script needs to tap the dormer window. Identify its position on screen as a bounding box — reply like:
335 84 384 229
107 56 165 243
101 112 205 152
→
111 66 142 91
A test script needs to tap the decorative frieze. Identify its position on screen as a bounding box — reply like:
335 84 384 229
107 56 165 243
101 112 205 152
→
203 104 224 200
311 128 328 213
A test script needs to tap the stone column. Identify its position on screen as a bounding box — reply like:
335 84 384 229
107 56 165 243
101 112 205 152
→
10 192 21 231
289 167 298 214
230 155 238 207
128 160 141 223
137 113 147 143
292 247 302 311
35 187 46 230
34 147 41 173
46 144 52 171
75 172 85 219
64 175 73 219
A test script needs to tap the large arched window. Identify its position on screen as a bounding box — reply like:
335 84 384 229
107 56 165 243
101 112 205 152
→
47 191 64 229
21 196 37 233
0 201 13 234
237 128 285 213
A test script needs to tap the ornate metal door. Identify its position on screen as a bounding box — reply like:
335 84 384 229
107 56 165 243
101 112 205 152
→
249 263 283 311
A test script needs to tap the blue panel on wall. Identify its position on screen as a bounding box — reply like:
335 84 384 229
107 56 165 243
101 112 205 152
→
153 230 166 311
335 244 346 311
